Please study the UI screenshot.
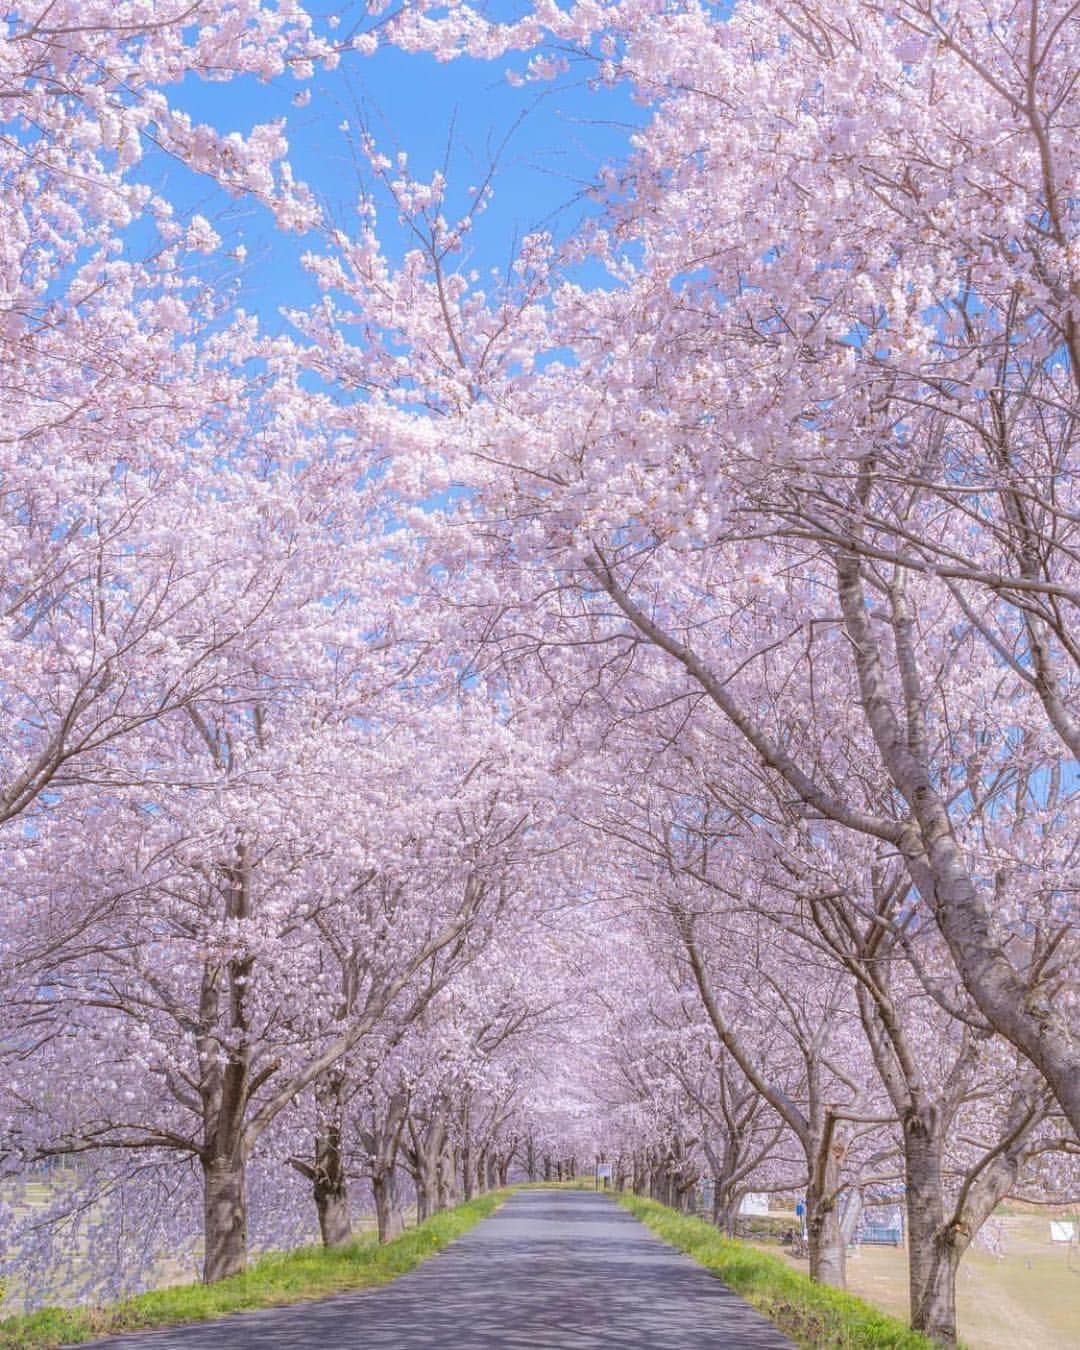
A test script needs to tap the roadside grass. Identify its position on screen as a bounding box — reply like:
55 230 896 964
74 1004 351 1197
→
0 1189 509 1349
616 1193 936 1350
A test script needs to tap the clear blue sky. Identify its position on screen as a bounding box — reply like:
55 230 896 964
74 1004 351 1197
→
153 26 644 331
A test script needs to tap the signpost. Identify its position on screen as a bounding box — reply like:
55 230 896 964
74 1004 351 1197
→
595 1162 613 1190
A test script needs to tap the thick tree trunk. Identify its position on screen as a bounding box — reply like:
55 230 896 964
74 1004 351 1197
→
312 1077 352 1247
372 1168 405 1244
903 1118 957 1345
912 1236 963 1347
436 1149 453 1211
202 1153 247 1283
714 1190 741 1237
900 1099 1031 1347
708 1155 742 1235
402 1108 448 1222
806 1183 846 1288
463 1151 474 1200
361 1089 409 1242
415 1169 434 1222
316 1181 352 1248
413 1177 429 1231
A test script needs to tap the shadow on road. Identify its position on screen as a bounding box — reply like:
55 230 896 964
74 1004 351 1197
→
83 1190 795 1349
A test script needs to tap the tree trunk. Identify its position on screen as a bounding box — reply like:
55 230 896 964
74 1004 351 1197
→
402 1109 448 1222
415 1171 433 1222
839 1187 863 1246
312 1077 352 1247
360 1088 409 1241
316 1179 352 1248
903 1118 948 1341
806 1182 846 1288
714 1190 741 1237
202 1153 247 1283
437 1145 455 1211
675 1177 696 1213
372 1168 405 1244
462 1139 474 1201
913 1238 963 1347
312 1100 351 1247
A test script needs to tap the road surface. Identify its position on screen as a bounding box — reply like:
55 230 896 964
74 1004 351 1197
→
81 1189 795 1348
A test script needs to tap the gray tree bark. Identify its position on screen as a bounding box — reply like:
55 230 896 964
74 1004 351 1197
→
372 1167 405 1244
202 1152 247 1284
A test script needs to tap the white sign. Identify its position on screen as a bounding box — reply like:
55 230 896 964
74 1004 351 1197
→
739 1192 770 1216
1049 1221 1075 1243
596 1163 613 1180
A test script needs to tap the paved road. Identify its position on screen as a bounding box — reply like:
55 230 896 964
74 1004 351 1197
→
80 1190 795 1348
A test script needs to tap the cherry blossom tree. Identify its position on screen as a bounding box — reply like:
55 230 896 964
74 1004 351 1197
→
1 696 544 1281
1 1 332 835
2 2 1078 1340
299 0 1080 1139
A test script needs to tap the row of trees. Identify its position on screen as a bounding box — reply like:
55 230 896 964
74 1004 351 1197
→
0 0 586 1298
295 3 1080 1344
1 3 1078 1348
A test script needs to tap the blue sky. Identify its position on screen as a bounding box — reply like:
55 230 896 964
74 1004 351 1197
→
154 34 644 331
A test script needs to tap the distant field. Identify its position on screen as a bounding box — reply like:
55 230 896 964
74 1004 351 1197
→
756 1212 1080 1350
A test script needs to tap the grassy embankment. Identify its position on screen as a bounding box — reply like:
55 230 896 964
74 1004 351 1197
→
617 1193 936 1350
0 1189 509 1349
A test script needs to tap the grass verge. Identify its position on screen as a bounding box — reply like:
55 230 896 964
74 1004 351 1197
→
0 1189 509 1349
616 1193 936 1350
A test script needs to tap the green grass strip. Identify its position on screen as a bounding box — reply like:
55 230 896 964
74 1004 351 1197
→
0 1189 509 1349
616 1193 936 1350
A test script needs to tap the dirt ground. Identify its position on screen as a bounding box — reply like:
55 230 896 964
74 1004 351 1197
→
762 1212 1080 1350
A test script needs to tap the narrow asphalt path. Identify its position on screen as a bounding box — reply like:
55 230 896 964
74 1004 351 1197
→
79 1190 795 1348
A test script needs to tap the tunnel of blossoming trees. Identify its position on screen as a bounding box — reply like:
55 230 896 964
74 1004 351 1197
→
0 3 1077 1348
